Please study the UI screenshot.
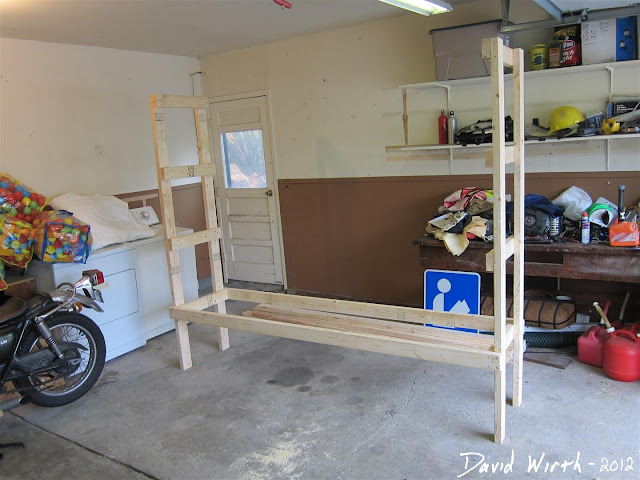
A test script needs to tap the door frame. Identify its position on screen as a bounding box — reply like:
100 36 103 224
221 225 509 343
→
208 90 287 289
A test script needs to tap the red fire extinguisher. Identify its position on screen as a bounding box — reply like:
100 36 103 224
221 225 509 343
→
438 110 448 145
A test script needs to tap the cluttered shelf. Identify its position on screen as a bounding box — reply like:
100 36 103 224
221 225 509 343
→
413 236 639 284
399 59 640 91
386 132 640 153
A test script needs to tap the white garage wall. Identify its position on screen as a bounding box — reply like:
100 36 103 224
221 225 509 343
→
0 38 200 197
200 1 640 179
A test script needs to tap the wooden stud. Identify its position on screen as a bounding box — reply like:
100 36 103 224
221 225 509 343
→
194 106 230 350
149 95 192 370
156 95 209 108
485 236 515 271
171 306 501 370
494 361 506 443
248 304 496 347
226 288 496 331
169 228 222 251
512 47 526 408
161 163 216 181
182 288 229 310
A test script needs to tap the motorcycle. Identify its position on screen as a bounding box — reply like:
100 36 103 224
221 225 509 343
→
0 269 107 414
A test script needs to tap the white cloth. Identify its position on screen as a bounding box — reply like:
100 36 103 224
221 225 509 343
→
51 193 154 250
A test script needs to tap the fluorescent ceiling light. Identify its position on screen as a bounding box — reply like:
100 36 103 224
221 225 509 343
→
379 0 453 16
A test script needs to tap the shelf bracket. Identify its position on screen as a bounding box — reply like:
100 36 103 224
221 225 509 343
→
448 147 454 174
605 138 611 171
605 65 614 102
402 88 409 146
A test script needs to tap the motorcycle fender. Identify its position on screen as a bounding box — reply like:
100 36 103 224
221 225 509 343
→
73 294 104 313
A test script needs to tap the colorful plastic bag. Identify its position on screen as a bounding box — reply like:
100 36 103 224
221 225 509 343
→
35 211 92 264
0 173 49 224
0 261 7 291
0 215 38 268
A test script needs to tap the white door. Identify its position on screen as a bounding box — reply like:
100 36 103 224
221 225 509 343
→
210 95 285 286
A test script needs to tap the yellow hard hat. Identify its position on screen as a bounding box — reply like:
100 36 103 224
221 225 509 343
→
548 106 585 133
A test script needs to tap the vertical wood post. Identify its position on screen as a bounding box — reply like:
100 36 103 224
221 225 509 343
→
511 47 525 408
150 95 192 370
488 37 507 355
194 107 230 351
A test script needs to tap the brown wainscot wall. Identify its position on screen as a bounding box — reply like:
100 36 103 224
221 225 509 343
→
278 172 640 308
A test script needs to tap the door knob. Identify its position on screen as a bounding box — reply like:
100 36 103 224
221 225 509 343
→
266 189 273 197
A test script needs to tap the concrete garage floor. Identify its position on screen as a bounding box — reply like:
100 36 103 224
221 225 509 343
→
1 300 638 480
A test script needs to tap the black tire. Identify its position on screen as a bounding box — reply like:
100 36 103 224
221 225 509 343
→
14 312 105 407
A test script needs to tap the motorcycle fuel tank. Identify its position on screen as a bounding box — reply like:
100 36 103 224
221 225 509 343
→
0 327 17 361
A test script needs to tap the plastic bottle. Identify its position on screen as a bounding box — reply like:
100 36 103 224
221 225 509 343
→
448 111 457 145
438 110 448 145
548 35 562 68
581 212 590 244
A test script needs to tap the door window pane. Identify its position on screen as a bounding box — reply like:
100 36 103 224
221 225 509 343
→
221 130 267 188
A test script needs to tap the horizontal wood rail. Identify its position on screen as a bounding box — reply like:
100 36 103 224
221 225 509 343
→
154 94 209 108
226 288 496 331
169 228 222 251
161 164 216 181
485 236 515 271
171 306 502 370
482 41 514 67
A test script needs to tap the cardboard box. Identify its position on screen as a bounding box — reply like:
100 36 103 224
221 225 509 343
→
430 20 510 81
581 16 638 65
614 100 640 116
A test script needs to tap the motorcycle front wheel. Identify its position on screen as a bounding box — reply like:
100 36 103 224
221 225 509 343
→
14 312 106 407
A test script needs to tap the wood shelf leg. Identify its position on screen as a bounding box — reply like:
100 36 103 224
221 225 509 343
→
494 365 506 443
175 320 193 370
512 328 523 408
216 303 230 351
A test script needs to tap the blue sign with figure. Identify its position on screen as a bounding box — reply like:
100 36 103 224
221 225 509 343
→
424 269 481 332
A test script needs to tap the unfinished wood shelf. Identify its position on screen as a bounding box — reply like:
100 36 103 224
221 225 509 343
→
148 37 525 443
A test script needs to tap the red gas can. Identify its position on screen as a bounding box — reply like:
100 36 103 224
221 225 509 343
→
603 330 640 382
578 325 610 367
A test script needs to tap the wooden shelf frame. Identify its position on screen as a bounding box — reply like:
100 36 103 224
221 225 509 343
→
148 38 525 443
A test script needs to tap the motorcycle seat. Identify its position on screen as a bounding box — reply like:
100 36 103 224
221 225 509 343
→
0 297 28 324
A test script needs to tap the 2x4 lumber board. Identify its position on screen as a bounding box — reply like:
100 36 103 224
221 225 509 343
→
155 95 209 109
512 47 526 408
494 361 506 443
485 236 515 272
244 310 493 352
182 288 229 311
150 95 191 370
161 163 216 181
194 106 229 350
248 304 495 348
486 37 508 355
226 288 496 331
484 145 515 168
170 307 501 370
169 228 222 252
482 41 515 67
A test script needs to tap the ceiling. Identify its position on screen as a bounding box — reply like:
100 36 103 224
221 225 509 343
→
0 0 428 58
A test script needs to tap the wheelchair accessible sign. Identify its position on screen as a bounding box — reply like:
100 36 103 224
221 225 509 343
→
424 269 480 332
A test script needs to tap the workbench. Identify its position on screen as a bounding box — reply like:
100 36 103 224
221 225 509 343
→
414 236 639 284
